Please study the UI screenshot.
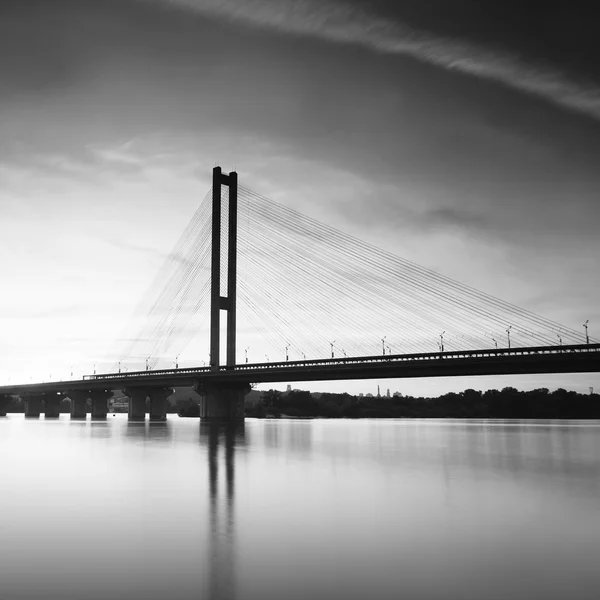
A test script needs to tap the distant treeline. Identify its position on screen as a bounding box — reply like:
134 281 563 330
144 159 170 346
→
247 388 600 419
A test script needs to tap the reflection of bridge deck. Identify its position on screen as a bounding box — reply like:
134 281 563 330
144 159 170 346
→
3 343 596 396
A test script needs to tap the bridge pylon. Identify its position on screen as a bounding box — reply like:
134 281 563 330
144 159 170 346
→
210 167 238 372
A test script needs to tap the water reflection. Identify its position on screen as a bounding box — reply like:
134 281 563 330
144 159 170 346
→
1 417 599 600
201 422 245 600
125 420 174 443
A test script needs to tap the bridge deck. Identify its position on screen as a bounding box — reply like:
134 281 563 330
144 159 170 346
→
1 344 599 394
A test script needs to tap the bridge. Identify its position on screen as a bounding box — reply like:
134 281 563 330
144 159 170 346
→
1 167 599 420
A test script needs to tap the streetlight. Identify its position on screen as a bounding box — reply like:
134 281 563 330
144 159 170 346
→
342 349 347 359
118 361 121 374
265 355 270 363
145 357 150 371
506 326 512 349
173 355 179 369
381 336 387 356
93 363 96 375
245 347 250 364
70 365 73 378
557 334 562 346
584 320 589 345
491 337 498 349
386 344 391 356
302 352 307 360
439 331 445 352
329 340 336 359
285 343 290 362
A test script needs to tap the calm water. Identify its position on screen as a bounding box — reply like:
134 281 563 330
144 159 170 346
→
1 415 599 600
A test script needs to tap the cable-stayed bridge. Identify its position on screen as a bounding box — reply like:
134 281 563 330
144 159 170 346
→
1 167 599 421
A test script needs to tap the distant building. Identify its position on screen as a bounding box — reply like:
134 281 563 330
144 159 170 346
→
109 396 129 413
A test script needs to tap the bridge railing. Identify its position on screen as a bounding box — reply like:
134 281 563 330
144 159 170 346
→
84 343 600 381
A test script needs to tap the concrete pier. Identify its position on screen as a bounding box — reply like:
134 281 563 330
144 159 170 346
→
0 394 10 416
68 390 88 419
124 388 148 421
196 383 249 421
91 390 112 420
149 388 173 421
23 393 43 418
44 393 63 418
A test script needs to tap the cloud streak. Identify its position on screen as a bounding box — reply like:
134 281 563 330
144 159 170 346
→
153 0 600 121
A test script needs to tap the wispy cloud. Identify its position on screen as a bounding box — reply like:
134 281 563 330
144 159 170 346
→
153 0 600 121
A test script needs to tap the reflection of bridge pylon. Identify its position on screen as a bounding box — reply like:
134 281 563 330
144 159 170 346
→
202 422 245 600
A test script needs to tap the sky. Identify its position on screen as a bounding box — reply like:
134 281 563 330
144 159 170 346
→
1 0 599 395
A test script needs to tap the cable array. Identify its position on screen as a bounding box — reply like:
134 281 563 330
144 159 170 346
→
234 185 591 362
108 181 593 370
110 189 213 371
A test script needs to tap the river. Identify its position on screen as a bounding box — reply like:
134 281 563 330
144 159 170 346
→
1 415 599 600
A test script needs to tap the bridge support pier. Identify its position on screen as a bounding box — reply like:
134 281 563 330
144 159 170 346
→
123 388 172 421
22 393 43 418
0 394 10 416
44 393 64 418
149 388 173 421
68 391 88 419
124 388 148 421
195 382 249 421
91 390 112 420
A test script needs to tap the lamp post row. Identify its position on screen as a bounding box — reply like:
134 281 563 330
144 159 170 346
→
54 319 594 381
